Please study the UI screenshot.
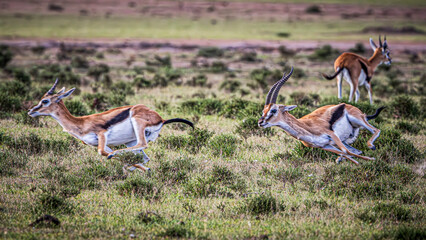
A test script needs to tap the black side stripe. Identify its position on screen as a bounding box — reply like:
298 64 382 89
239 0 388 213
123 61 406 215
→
100 108 130 129
329 104 346 130
358 60 372 83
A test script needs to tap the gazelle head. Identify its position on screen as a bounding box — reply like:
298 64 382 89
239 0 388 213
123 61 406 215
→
369 35 392 65
258 67 296 128
28 79 75 118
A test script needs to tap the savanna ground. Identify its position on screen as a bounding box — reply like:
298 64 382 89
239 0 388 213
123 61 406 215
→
0 0 425 239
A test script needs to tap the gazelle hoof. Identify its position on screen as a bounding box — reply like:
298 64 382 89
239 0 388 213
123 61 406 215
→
369 145 376 150
107 154 114 159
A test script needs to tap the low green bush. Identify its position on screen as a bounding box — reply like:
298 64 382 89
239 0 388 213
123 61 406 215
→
356 202 413 223
65 100 90 116
208 134 240 158
309 45 339 61
220 80 241 93
71 55 89 69
116 175 161 200
240 193 285 215
0 44 13 68
197 47 224 58
187 74 208 87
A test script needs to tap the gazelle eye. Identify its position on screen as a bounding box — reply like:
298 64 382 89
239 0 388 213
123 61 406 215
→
270 109 277 114
41 100 49 104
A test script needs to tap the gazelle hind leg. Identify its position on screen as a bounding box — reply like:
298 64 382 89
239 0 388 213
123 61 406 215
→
328 132 374 161
343 142 363 155
355 88 360 103
347 115 381 150
337 72 343 99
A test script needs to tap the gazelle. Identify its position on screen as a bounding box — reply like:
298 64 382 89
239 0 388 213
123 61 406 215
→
321 36 392 104
28 79 194 172
258 67 384 164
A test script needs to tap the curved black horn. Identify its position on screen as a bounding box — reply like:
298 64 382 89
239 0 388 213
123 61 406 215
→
379 35 382 48
270 67 294 104
383 35 388 48
47 78 59 95
265 77 282 105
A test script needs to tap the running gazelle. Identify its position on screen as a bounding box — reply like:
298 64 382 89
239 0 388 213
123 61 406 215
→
322 36 392 104
258 67 384 164
28 79 194 172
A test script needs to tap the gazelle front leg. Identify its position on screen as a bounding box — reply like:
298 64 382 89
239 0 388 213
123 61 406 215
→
365 83 373 105
97 130 109 156
321 145 360 165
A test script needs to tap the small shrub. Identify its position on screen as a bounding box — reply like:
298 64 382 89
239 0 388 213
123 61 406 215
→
187 74 208 87
157 135 188 151
152 74 168 87
187 128 214 153
276 32 291 38
277 46 295 57
305 5 321 14
48 3 64 12
356 202 413 223
220 98 262 119
156 156 196 184
389 95 420 119
0 148 27 176
87 63 110 81
208 134 240 158
33 193 74 215
250 68 283 89
349 42 366 54
71 55 89 69
309 45 339 61
13 68 31 85
30 45 45 55
117 176 161 200
137 211 163 224
0 44 13 68
0 92 22 113
145 55 171 67
180 98 223 115
197 47 224 58
395 121 421 134
239 51 258 62
235 117 275 138
158 223 193 238
133 75 152 90
111 81 135 96
209 61 228 73
220 80 241 93
65 100 89 116
240 193 285 215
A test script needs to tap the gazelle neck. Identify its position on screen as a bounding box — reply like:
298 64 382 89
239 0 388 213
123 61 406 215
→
276 112 312 138
50 101 83 133
368 49 383 69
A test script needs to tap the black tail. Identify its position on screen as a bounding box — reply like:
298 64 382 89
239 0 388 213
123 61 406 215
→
366 106 386 121
321 67 343 80
163 118 194 129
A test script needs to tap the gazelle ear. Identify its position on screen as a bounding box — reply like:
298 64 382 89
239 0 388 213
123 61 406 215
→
57 87 66 95
56 88 75 102
282 105 297 112
369 38 377 51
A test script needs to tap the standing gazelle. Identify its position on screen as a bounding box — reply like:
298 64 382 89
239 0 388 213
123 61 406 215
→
322 36 392 104
28 79 194 172
258 67 385 164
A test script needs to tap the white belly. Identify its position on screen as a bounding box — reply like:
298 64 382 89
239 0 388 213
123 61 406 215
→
332 117 353 141
106 118 136 146
81 132 98 146
300 134 330 148
358 70 367 86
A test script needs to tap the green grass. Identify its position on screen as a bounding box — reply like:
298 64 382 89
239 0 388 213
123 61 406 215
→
0 39 425 239
0 14 425 42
